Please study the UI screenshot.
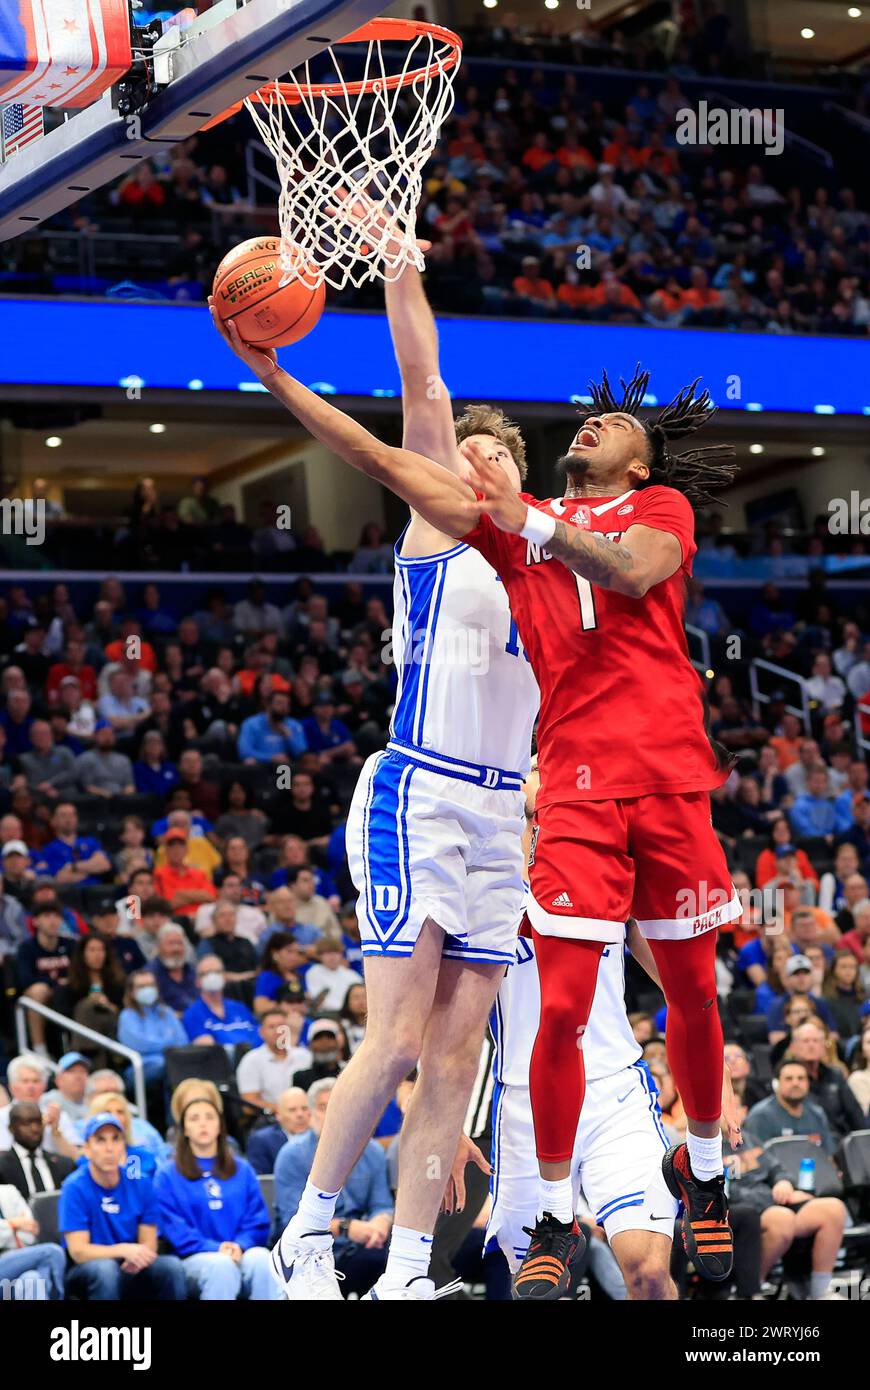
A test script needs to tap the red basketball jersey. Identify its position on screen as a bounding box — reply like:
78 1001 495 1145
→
462 485 728 809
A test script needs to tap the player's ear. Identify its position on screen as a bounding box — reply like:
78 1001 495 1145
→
628 456 650 486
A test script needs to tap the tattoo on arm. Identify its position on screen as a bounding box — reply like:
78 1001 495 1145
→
548 521 636 589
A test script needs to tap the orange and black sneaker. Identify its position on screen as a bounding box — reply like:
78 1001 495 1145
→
512 1212 585 1301
662 1142 733 1282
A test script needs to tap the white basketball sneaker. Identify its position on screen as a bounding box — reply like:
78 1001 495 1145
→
270 1230 344 1301
361 1275 464 1301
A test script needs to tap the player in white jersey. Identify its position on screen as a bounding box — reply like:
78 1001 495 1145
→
489 929 679 1299
215 253 539 1300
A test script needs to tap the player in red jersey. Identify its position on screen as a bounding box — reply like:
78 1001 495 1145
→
208 316 739 1299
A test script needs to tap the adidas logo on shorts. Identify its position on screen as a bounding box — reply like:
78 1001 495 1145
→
551 891 574 908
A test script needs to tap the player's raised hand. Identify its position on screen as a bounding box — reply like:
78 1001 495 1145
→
460 439 527 534
208 296 279 379
325 185 431 261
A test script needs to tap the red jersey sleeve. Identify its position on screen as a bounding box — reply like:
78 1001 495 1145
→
461 492 536 578
631 485 697 569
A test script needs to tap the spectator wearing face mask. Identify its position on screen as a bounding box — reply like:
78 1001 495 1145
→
117 969 188 1085
154 1084 278 1301
290 1019 347 1092
182 955 260 1047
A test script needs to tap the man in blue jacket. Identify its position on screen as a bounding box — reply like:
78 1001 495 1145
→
274 1078 393 1297
183 955 261 1048
59 1113 186 1300
238 690 306 765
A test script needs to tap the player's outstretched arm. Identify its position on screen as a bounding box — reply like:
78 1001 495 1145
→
463 440 681 598
210 304 480 539
385 256 459 470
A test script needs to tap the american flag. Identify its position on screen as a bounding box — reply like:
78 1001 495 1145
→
1 102 44 160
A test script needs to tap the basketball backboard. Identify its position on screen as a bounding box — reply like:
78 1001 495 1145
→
0 0 388 243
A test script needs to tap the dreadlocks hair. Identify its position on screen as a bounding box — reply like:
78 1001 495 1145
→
454 404 528 480
582 363 738 508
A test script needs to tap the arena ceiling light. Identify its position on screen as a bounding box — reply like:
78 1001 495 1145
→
749 444 765 454
800 27 815 38
482 0 497 8
811 446 826 457
44 436 62 448
544 0 559 8
848 8 862 17
149 423 167 434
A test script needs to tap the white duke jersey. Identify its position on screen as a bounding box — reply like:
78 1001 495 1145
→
492 935 642 1087
390 537 539 776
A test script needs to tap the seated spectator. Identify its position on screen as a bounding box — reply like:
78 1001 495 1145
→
0 1181 66 1299
73 722 135 797
746 1058 834 1150
154 1083 277 1300
822 950 866 1040
767 955 836 1042
59 1111 186 1301
0 1056 79 1157
194 875 266 948
848 1019 870 1116
0 688 34 758
34 801 111 887
18 720 76 799
339 982 367 1054
113 815 155 885
152 923 199 1013
133 731 179 798
51 934 125 1062
290 867 340 944
1 840 35 907
268 835 338 904
154 809 220 880
46 638 98 705
97 669 150 738
833 877 869 937
268 770 333 846
117 968 189 1085
836 792 870 854
14 901 73 1054
274 1077 393 1297
839 898 870 961
196 901 257 989
0 860 27 960
786 1019 865 1140
43 1053 91 1130
784 738 823 798
290 1019 348 1092
0 1100 76 1196
176 748 222 824
153 828 218 920
214 780 268 850
215 836 266 904
237 1007 312 1115
245 1086 312 1175
233 580 285 640
351 523 393 575
753 939 795 1015
790 766 838 841
723 1108 847 1302
80 1070 165 1157
238 689 306 765
818 843 863 915
81 1092 160 1180
723 1042 769 1110
806 653 846 714
130 894 180 963
182 954 260 1047
305 939 363 1013
755 819 818 891
254 930 307 1014
512 256 555 306
301 693 358 766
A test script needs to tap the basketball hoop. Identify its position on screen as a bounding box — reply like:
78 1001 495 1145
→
201 18 462 291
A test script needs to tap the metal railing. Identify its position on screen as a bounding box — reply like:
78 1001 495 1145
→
15 996 147 1119
684 622 711 676
750 658 811 731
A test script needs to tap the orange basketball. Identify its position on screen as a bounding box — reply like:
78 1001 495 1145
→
212 236 325 349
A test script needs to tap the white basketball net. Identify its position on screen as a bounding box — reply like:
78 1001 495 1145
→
244 27 460 291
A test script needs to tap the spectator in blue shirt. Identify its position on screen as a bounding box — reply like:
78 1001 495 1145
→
183 954 260 1047
790 767 838 840
275 1077 393 1297
154 1082 278 1300
301 694 357 765
253 931 308 1012
0 688 34 758
133 730 179 798
152 923 198 1014
34 801 112 887
246 1086 312 1175
59 1112 186 1301
117 968 189 1083
238 690 306 765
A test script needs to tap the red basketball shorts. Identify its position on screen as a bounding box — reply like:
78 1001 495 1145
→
527 790 740 943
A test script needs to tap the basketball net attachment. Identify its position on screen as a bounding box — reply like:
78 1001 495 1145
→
209 19 461 292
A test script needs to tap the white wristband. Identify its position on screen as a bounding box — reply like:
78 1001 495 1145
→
519 506 557 547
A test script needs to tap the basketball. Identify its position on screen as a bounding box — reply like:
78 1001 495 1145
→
211 236 325 349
